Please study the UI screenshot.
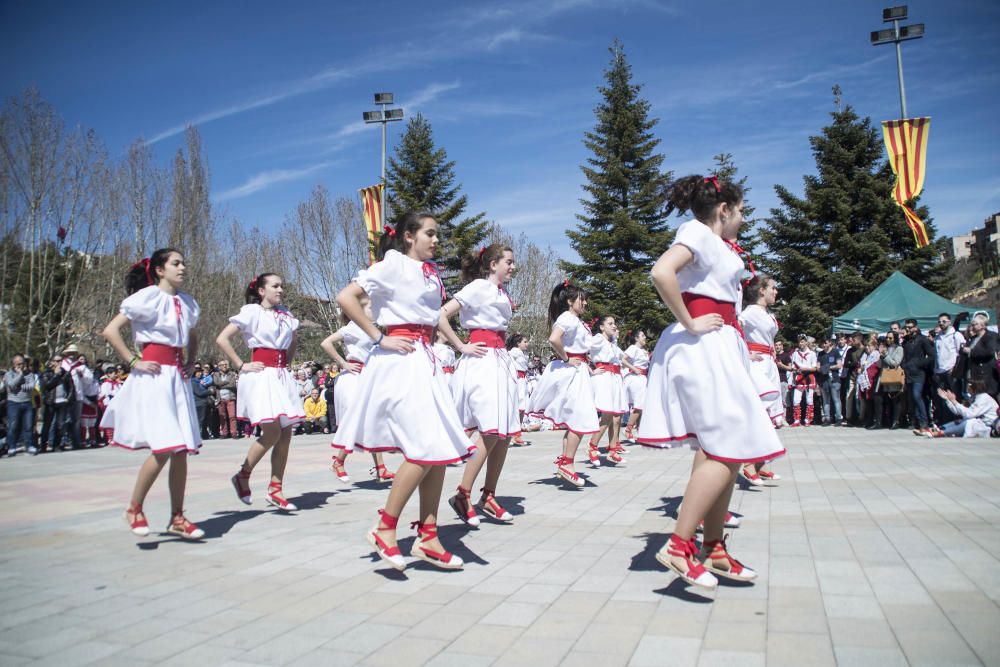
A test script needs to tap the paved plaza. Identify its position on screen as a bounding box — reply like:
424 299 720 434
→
1 425 999 666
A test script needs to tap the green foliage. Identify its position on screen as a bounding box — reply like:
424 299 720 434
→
387 113 490 291
758 91 951 339
562 40 673 335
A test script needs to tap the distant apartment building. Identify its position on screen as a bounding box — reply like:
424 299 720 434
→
971 213 1000 277
948 233 974 261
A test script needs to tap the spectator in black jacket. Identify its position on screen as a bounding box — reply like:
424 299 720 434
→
963 312 999 398
902 318 935 433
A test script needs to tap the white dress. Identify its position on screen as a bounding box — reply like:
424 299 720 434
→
433 342 457 392
623 344 649 410
100 286 202 454
230 304 304 428
527 311 601 434
739 303 783 419
331 250 475 464
590 336 629 414
637 220 786 463
450 279 520 437
332 320 375 424
509 347 530 412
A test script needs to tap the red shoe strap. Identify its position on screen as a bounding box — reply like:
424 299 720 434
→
410 521 438 540
554 455 573 466
667 535 709 579
371 531 401 557
456 485 472 499
267 481 283 494
378 508 399 530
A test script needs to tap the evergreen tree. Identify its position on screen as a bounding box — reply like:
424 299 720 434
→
563 40 673 335
386 113 490 291
759 87 950 338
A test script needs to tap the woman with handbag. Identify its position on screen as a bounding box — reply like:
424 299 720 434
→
871 331 905 429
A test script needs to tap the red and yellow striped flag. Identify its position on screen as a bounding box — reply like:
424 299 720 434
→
359 184 384 265
882 117 931 248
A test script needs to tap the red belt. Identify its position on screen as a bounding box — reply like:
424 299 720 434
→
682 293 738 327
251 348 289 368
469 329 506 348
517 370 527 379
386 324 434 343
347 360 365 371
442 366 455 374
142 343 184 366
595 362 621 374
566 352 589 361
747 342 775 356
631 368 647 376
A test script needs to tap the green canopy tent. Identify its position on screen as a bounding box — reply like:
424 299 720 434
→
832 271 996 334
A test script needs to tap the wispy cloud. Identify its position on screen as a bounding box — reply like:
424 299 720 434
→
214 162 334 202
771 54 892 90
403 81 461 110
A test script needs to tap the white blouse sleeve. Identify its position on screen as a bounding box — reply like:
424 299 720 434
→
671 221 715 266
229 304 257 332
179 292 200 329
354 250 401 299
119 287 158 323
454 280 487 310
554 311 578 332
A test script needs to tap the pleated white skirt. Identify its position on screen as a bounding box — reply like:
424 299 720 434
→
624 373 647 410
591 371 629 414
527 360 599 434
236 367 305 428
452 349 521 437
637 323 785 463
331 343 476 465
100 366 201 454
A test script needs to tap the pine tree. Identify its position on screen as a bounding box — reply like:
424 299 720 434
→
709 152 762 265
386 113 490 291
758 87 950 338
563 40 673 335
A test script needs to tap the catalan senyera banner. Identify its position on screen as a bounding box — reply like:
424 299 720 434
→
359 184 384 265
882 117 931 248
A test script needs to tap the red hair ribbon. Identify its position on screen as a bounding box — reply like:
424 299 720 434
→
478 246 487 259
131 257 153 285
562 279 570 288
248 278 258 291
384 225 396 238
704 176 721 193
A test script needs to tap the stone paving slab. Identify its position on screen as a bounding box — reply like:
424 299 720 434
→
1 426 999 666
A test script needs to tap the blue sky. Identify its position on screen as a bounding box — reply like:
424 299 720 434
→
3 0 998 259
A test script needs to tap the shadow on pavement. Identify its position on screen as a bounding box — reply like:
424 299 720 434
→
653 577 715 603
291 490 338 510
647 495 683 519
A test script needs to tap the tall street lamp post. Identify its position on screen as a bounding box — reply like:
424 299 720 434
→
362 93 404 228
871 5 925 119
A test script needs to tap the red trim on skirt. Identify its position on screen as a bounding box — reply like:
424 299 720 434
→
110 441 199 455
526 411 599 435
330 442 476 466
248 412 306 427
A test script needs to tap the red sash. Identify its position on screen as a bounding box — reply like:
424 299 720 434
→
251 348 289 368
386 324 434 343
141 343 184 367
595 362 621 374
566 352 589 361
469 329 506 348
747 342 775 356
682 293 738 327
631 368 647 376
442 366 455 374
516 370 527 379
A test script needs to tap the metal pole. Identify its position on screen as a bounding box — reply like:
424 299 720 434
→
893 18 908 118
379 102 387 229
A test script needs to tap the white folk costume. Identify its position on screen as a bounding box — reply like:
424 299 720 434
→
623 344 649 410
434 342 457 391
791 347 818 425
509 347 530 412
527 311 601 434
739 303 783 425
229 304 304 428
100 286 202 454
637 220 785 463
590 335 629 414
331 250 475 464
332 320 375 424
450 279 520 437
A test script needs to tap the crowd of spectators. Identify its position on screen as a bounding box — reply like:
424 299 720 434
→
777 311 1000 438
0 346 347 457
